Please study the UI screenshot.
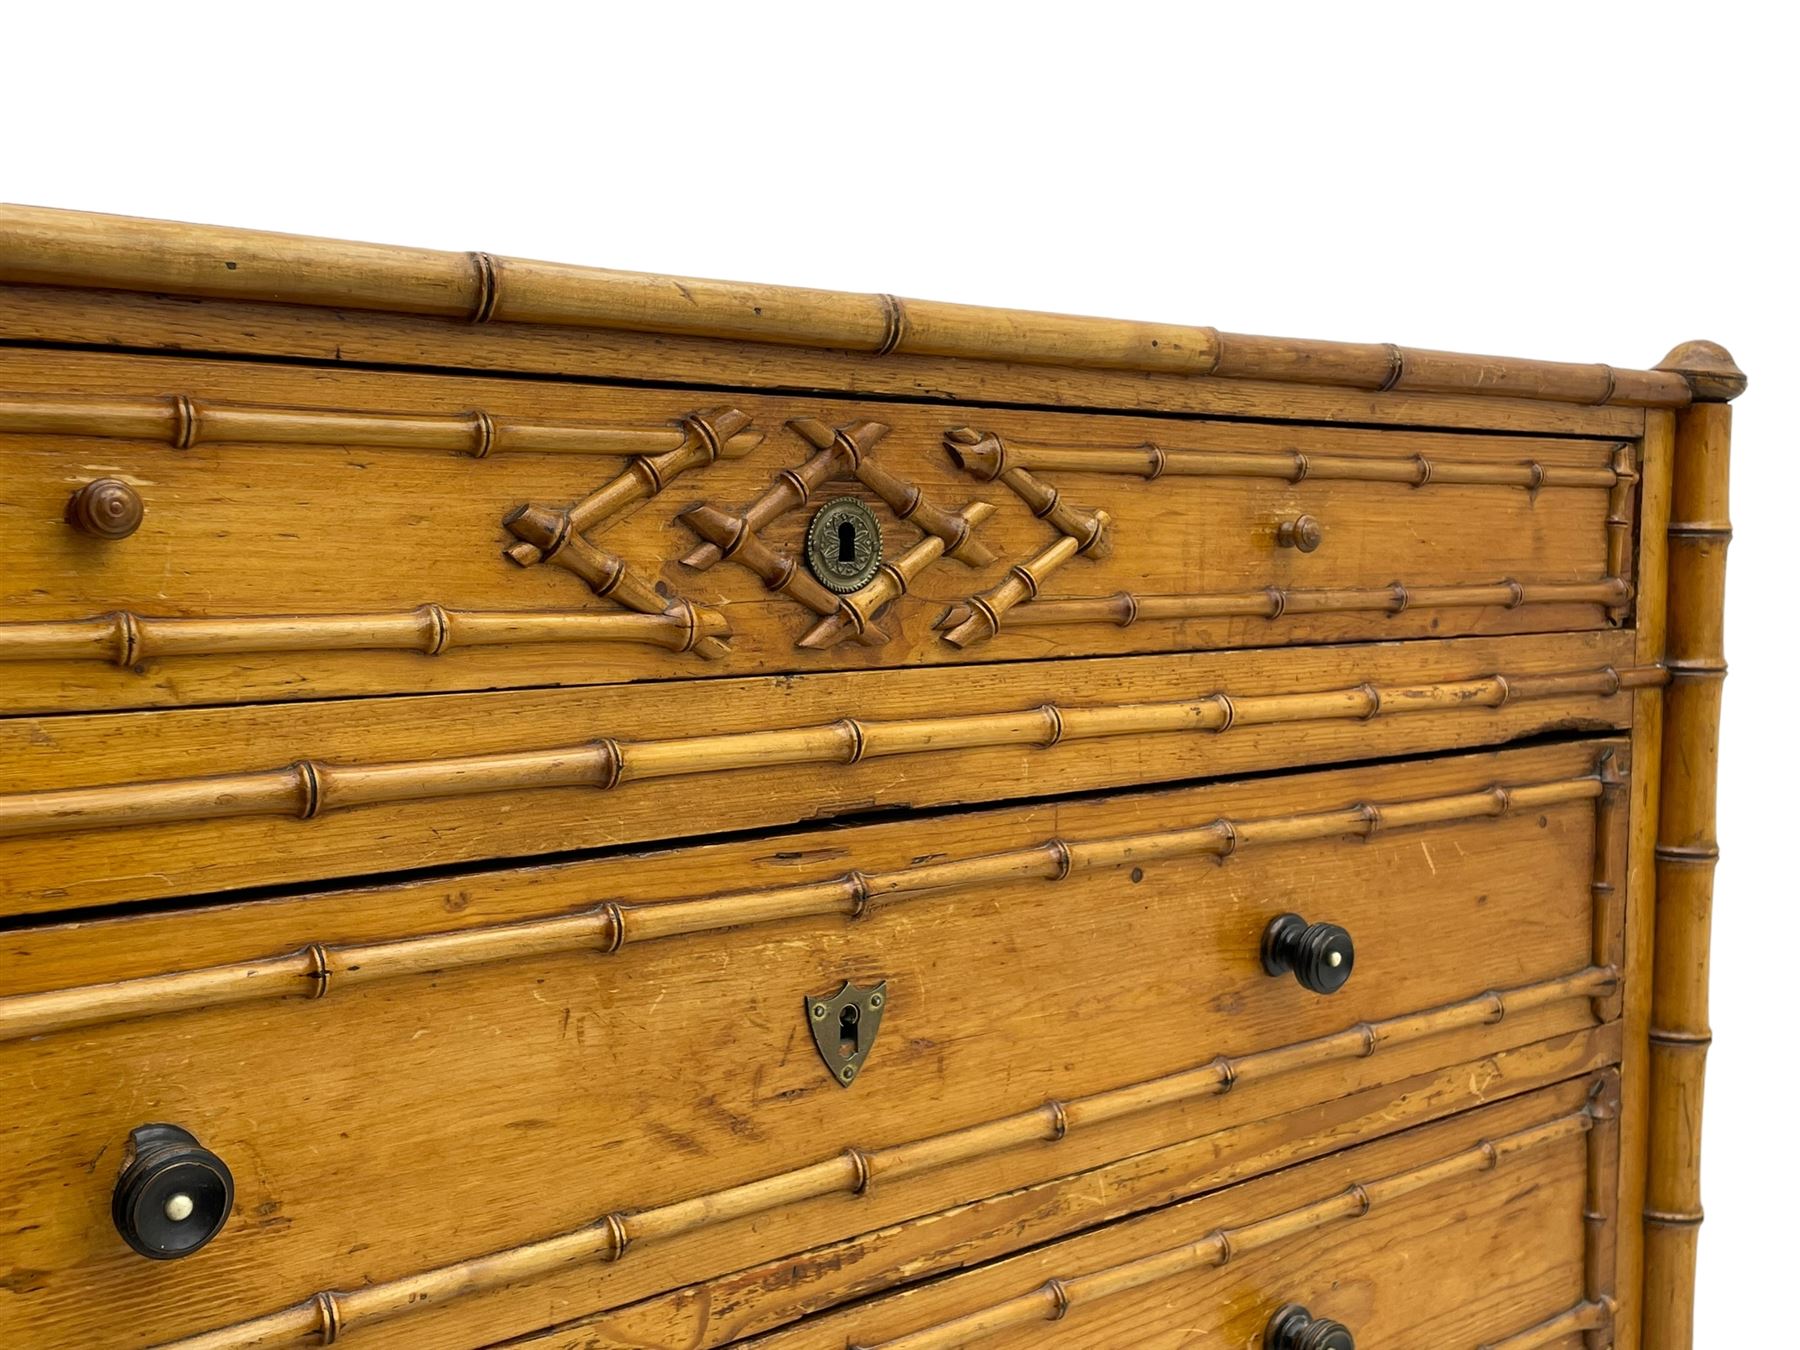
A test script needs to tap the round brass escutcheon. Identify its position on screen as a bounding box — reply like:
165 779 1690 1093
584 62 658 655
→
805 497 883 594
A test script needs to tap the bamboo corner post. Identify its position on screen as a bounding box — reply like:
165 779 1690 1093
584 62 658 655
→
1641 341 1743 1348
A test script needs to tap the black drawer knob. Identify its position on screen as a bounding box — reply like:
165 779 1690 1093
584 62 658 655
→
112 1124 234 1260
1260 913 1355 995
1267 1302 1355 1349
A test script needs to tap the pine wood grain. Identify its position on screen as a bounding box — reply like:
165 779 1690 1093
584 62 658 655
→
0 348 1621 711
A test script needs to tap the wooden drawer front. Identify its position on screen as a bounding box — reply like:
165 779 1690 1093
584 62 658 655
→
0 349 1633 712
0 630 1646 916
739 1077 1617 1350
0 742 1624 1349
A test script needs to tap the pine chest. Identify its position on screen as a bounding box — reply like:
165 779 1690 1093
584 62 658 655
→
0 206 1739 1349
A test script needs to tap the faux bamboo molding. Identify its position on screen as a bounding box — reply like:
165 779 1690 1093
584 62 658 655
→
937 577 1630 633
0 663 1661 841
849 1103 1601 1350
149 972 1616 1350
944 426 1629 491
0 768 1609 1044
501 406 762 567
0 390 767 460
1642 342 1742 1348
1479 1301 1614 1350
0 206 1693 407
0 605 731 666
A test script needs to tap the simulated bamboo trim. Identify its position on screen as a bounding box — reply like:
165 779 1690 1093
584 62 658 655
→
1642 345 1739 1348
0 604 731 666
150 971 1616 1350
938 511 1113 648
1479 1300 1614 1350
0 663 1660 841
1583 1069 1623 1350
501 406 762 568
798 501 997 650
0 390 763 460
1590 753 1629 1024
0 769 1607 1044
944 426 1629 490
936 577 1631 633
0 206 1697 407
850 1103 1601 1350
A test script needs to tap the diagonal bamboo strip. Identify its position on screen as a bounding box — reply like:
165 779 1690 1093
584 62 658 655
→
0 605 731 666
0 663 1662 841
0 391 764 460
679 420 887 572
502 407 762 567
937 577 1630 633
944 427 1628 490
0 207 1700 406
148 970 1616 1350
0 769 1606 1043
844 1109 1602 1350
798 501 997 650
1479 1300 1613 1350
938 514 1112 648
946 429 1113 558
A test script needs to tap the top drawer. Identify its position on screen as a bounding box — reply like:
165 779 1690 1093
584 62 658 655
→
0 349 1635 712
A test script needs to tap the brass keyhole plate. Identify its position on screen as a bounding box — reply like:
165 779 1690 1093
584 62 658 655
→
805 497 883 594
806 979 887 1086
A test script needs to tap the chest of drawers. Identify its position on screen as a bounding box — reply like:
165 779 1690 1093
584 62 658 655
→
0 205 1739 1348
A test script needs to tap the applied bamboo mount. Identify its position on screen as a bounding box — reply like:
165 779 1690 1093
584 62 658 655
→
0 205 1697 406
1642 342 1743 1348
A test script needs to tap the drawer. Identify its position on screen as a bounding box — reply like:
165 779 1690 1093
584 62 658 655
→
0 348 1635 712
0 741 1624 1349
733 1076 1618 1349
0 629 1646 915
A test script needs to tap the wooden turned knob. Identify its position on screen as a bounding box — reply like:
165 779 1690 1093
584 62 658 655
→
112 1124 233 1260
1261 913 1355 995
66 478 144 539
1267 1303 1355 1349
1276 514 1322 552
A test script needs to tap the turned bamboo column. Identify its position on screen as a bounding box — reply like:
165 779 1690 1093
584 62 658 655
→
1642 341 1744 1347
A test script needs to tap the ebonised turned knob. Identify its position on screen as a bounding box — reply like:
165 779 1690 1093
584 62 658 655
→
112 1123 233 1260
1260 913 1355 995
1276 514 1322 552
66 477 144 539
1266 1302 1355 1350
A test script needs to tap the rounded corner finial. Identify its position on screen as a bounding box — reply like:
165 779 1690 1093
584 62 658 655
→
1656 340 1746 402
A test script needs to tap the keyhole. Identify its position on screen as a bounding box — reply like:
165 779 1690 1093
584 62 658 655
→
837 519 857 565
838 1003 860 1057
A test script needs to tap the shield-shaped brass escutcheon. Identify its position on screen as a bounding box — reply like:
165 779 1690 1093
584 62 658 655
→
806 979 887 1087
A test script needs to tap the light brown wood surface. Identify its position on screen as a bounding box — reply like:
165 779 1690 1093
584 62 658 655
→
0 208 1746 1350
0 630 1640 915
735 1081 1599 1349
0 348 1622 711
0 744 1612 1349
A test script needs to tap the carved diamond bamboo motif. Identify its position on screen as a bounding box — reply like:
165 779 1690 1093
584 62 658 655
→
678 418 997 650
500 406 761 660
940 427 1114 647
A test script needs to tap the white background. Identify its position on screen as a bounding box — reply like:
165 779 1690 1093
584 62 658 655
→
4 3 1792 1341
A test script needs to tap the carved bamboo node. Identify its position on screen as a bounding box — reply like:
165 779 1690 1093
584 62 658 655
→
1356 801 1383 836
844 871 872 920
837 718 868 765
1208 1054 1238 1093
875 293 907 356
1206 691 1237 732
1478 1140 1500 1171
1044 1099 1070 1141
1490 785 1514 816
1042 1278 1072 1321
599 901 626 955
171 393 198 449
311 1291 342 1347
1043 838 1073 881
1354 1023 1377 1058
1410 452 1431 487
1356 682 1382 719
292 760 323 820
467 251 499 324
1484 991 1507 1024
466 410 496 458
1211 1228 1236 1267
1263 586 1288 620
303 944 331 999
1038 705 1066 748
1491 674 1513 707
112 610 143 666
1212 819 1239 858
843 1148 874 1195
600 1212 632 1260
1387 582 1409 614
942 427 1006 481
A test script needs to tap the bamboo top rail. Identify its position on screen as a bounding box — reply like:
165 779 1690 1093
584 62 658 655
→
0 206 1746 408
